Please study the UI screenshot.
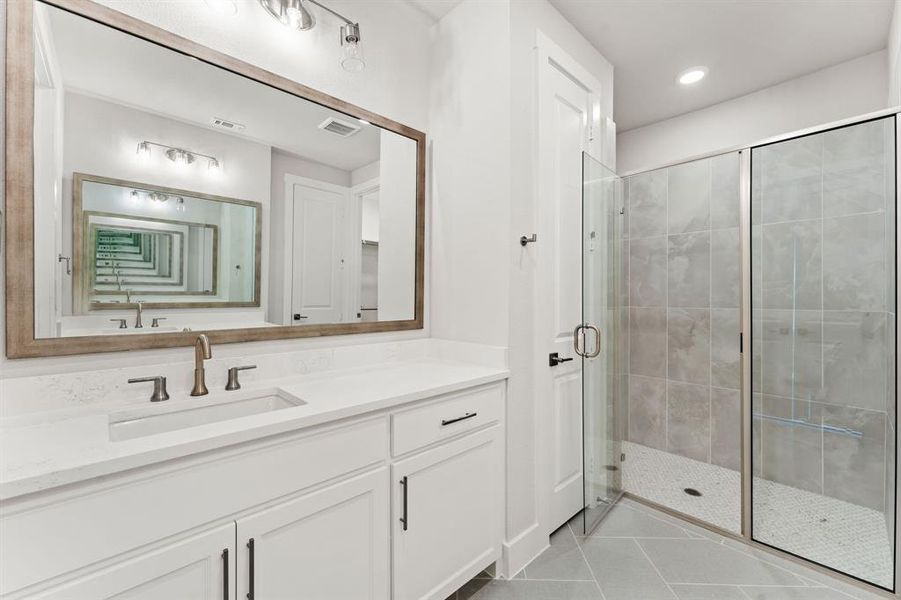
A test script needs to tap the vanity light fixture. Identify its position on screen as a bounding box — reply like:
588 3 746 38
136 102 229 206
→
135 141 222 172
678 66 708 86
258 0 365 72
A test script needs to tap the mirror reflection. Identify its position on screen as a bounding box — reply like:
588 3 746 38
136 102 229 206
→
33 1 417 338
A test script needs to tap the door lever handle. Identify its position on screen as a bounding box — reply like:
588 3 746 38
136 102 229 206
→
548 352 574 367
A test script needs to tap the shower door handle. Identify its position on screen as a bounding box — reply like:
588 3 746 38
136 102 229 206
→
573 323 601 359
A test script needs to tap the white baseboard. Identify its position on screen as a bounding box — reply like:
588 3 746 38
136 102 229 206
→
497 522 548 579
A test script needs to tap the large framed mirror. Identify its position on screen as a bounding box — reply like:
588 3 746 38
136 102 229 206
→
5 0 425 358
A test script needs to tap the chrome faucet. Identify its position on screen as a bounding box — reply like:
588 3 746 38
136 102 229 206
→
191 334 212 396
134 301 144 329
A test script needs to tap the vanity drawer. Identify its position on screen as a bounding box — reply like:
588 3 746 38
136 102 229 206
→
391 383 503 456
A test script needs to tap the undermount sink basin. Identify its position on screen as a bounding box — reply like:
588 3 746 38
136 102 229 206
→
108 388 305 442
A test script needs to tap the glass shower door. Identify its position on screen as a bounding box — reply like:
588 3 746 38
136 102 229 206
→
750 116 897 591
579 152 625 534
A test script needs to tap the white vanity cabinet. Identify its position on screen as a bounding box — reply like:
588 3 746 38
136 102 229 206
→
32 524 235 600
392 427 503 600
0 380 506 600
236 468 390 600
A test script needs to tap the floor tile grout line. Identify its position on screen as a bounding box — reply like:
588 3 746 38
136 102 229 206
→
632 537 681 599
568 520 609 600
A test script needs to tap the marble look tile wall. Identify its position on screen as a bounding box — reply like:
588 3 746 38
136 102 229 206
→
625 152 742 471
750 117 896 513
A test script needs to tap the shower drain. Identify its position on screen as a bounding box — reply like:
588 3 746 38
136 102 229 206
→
683 488 702 497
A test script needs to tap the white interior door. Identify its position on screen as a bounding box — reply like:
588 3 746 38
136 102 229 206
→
290 180 347 325
536 43 603 534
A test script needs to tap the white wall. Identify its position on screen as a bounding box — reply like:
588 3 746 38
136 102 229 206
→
0 0 434 375
890 0 901 105
429 0 511 348
618 50 889 173
32 4 65 338
377 131 416 321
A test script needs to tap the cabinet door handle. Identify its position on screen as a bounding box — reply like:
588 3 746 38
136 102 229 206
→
221 548 229 600
441 412 477 426
400 476 408 531
246 538 255 600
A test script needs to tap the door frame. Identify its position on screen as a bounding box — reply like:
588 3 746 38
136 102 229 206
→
282 174 351 326
349 178 381 323
534 30 607 538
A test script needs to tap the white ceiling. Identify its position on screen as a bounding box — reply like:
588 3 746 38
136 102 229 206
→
548 0 895 131
404 0 462 21
46 4 382 172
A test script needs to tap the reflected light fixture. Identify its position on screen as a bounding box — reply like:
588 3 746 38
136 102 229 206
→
258 0 364 72
678 66 708 86
135 141 222 172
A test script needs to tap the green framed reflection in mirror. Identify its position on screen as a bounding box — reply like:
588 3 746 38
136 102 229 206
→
73 173 261 311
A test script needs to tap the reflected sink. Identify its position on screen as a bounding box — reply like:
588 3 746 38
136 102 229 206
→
109 388 305 442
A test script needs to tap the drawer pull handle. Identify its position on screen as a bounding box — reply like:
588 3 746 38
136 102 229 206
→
400 476 409 531
246 538 255 600
441 412 477 426
222 548 229 600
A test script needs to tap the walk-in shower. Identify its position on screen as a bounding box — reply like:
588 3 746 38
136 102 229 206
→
582 110 899 594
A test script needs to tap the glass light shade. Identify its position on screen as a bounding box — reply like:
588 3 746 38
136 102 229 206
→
136 141 151 161
341 40 365 73
208 158 221 174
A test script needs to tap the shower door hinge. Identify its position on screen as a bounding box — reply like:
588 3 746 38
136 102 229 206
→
739 332 743 354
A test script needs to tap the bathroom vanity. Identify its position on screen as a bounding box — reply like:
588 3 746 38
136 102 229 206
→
0 355 508 599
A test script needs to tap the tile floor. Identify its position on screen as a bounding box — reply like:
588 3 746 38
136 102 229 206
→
621 441 894 587
449 497 888 600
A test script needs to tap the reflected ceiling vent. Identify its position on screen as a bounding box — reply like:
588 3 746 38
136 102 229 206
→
318 117 361 137
211 117 246 132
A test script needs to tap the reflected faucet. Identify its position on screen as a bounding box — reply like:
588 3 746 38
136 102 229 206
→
134 300 144 329
191 334 212 396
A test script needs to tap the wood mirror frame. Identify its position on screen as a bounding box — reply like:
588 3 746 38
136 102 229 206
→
5 0 426 358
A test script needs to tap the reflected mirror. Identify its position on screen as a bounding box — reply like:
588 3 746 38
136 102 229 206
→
21 0 422 348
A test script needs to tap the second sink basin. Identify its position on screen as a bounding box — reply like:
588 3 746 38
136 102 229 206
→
109 388 305 442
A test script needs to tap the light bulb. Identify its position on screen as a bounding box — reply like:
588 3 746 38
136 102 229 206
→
136 141 151 162
341 40 365 73
175 197 186 213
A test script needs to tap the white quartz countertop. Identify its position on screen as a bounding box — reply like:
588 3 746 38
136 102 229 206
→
0 358 508 500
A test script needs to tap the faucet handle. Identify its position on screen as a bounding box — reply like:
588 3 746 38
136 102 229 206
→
110 318 128 329
128 376 170 402
151 317 167 328
225 365 257 391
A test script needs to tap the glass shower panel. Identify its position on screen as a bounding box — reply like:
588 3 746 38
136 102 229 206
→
750 116 897 591
620 152 742 534
580 153 625 534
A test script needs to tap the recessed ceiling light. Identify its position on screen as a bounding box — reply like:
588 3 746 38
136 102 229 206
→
678 66 708 86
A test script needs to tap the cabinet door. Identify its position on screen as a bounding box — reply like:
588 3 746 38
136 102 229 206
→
237 468 389 600
34 523 235 600
392 426 503 600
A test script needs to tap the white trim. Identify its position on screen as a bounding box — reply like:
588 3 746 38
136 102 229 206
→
498 521 546 580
